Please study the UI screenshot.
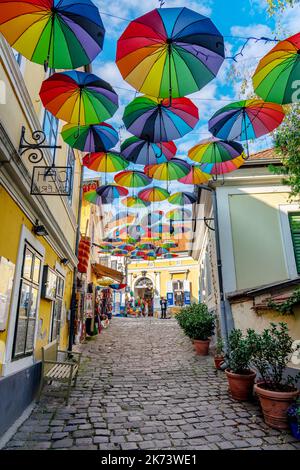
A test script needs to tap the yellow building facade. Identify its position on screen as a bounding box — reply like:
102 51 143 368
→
0 37 83 436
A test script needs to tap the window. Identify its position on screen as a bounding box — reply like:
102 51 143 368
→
50 274 65 342
12 244 42 359
173 280 184 306
67 147 75 204
43 110 58 157
289 212 300 274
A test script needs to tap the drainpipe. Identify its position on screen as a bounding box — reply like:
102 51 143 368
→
68 163 84 351
196 185 233 348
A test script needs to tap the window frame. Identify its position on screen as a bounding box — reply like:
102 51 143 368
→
49 272 65 343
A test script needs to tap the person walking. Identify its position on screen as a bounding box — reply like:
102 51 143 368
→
160 296 168 319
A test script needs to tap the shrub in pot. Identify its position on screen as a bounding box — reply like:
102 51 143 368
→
214 337 225 369
175 303 215 355
248 322 300 430
225 329 256 401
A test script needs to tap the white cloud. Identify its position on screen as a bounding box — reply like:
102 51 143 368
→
278 3 300 36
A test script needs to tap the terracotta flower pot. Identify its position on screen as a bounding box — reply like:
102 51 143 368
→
214 356 224 369
226 369 256 401
193 339 210 356
254 383 299 430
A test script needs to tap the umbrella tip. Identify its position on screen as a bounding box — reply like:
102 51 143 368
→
44 60 49 73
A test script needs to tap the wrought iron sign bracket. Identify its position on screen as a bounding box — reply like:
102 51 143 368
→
18 126 62 164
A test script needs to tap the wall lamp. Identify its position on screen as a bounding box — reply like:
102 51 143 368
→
60 258 69 265
33 219 48 237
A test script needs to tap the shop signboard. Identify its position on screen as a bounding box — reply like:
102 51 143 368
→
31 166 73 196
167 292 174 306
184 291 191 305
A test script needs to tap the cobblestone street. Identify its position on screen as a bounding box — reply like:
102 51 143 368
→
4 318 300 450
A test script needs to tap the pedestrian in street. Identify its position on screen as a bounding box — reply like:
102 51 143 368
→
160 296 168 319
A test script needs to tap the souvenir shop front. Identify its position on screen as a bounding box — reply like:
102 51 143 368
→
74 254 124 343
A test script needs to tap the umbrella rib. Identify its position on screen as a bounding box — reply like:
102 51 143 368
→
10 13 51 53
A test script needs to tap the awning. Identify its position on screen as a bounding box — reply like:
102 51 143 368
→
91 263 124 283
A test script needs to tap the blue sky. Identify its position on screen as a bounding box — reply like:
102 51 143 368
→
84 0 300 198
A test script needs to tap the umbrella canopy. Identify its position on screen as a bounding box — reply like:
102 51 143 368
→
163 253 179 259
118 244 135 252
0 0 105 70
83 152 129 173
121 137 176 165
160 241 178 249
96 184 128 203
253 33 300 105
208 100 285 142
131 250 147 257
112 249 129 257
116 7 224 99
168 192 197 205
166 208 192 220
40 71 118 125
188 139 246 174
123 96 199 142
145 159 190 181
143 254 157 261
84 189 102 205
138 187 170 202
178 165 211 185
156 247 170 256
137 243 156 251
61 122 118 152
110 284 127 290
121 196 150 208
115 170 152 188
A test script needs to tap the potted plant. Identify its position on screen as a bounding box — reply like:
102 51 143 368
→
214 337 225 369
225 329 256 401
175 303 215 355
248 322 300 430
287 399 300 440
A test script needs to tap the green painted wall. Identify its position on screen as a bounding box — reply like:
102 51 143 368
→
229 193 289 290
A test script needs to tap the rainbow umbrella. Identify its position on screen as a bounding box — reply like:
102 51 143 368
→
160 241 178 249
40 71 118 125
145 159 190 183
103 237 122 243
98 243 114 250
110 284 127 290
0 0 105 70
121 196 150 208
168 192 197 205
61 122 118 152
143 253 157 261
208 100 285 143
188 139 246 174
253 33 300 105
138 187 170 202
137 243 156 251
83 189 103 205
96 185 128 204
115 170 152 188
163 253 179 259
178 165 211 185
131 250 147 257
116 7 224 100
83 152 129 179
121 136 176 165
166 209 192 220
123 96 199 142
118 244 135 252
112 249 129 257
156 247 169 257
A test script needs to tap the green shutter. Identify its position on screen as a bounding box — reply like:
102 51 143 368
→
289 212 300 274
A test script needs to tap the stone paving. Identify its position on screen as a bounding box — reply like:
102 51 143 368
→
4 317 300 450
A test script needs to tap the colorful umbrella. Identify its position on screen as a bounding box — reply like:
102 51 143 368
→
131 250 147 257
83 152 129 177
98 243 114 250
168 192 197 205
188 139 246 174
114 170 152 188
116 7 224 100
118 244 135 252
138 187 170 203
178 165 211 185
208 100 285 142
143 254 157 261
163 253 179 259
145 159 190 189
156 247 169 256
123 96 199 142
121 137 176 165
61 122 118 152
83 189 102 205
110 284 127 290
253 33 300 105
121 196 150 208
96 184 128 204
137 243 156 251
40 71 118 125
160 241 178 249
0 0 105 70
112 249 129 257
166 209 191 220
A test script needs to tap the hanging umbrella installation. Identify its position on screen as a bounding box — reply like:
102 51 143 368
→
61 122 118 152
121 137 176 165
123 96 199 142
188 138 246 174
114 170 152 188
121 196 150 208
96 185 128 204
178 165 211 185
138 187 170 203
253 32 300 105
40 71 119 126
0 0 105 70
145 159 190 191
83 152 129 183
116 7 225 100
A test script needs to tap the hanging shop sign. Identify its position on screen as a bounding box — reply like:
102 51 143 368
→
167 292 174 306
83 180 100 194
41 265 57 301
30 165 73 196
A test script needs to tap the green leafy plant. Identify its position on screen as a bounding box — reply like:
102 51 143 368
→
215 337 225 356
175 303 215 340
247 322 300 391
267 288 300 315
267 0 297 15
226 329 254 374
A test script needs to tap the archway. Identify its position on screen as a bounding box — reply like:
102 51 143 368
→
134 277 154 316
